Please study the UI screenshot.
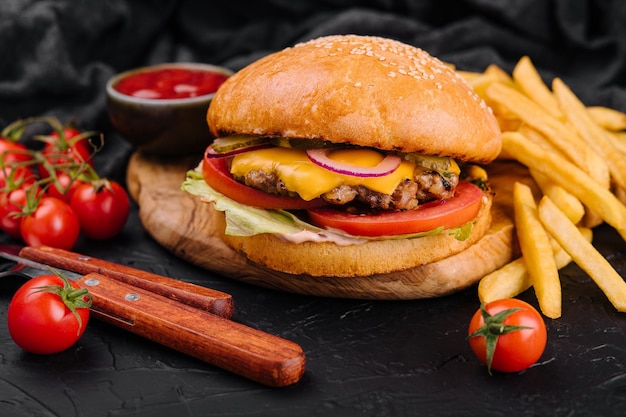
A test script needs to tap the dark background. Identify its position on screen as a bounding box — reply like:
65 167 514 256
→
1 1 626 416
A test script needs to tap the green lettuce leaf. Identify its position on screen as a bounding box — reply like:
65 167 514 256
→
181 169 473 244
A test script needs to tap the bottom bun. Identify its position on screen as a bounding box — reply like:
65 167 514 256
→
222 191 495 277
219 200 514 298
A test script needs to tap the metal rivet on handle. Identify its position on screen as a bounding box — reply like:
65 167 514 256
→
125 293 140 301
84 278 100 286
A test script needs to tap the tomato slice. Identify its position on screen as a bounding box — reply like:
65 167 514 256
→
202 146 484 237
202 148 327 209
306 181 484 237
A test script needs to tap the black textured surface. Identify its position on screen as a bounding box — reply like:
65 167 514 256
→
1 210 626 417
2 1 626 416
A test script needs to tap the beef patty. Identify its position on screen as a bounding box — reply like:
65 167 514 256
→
238 169 459 211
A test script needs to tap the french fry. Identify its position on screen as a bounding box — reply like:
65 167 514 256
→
487 82 610 189
613 131 626 145
478 228 592 303
529 168 585 224
512 89 609 229
494 115 522 134
483 85 523 124
617 187 626 206
512 56 563 120
456 70 482 82
553 78 626 191
484 64 515 85
465 73 502 100
515 121 596 231
517 124 564 156
478 258 530 303
475 56 626 317
513 182 561 318
587 106 626 131
608 131 626 155
538 197 626 312
462 64 515 95
580 209 606 230
502 131 626 240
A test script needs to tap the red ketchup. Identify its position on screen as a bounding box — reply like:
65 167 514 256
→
114 67 229 99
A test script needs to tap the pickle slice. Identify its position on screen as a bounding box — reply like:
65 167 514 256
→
211 135 269 153
270 137 334 149
402 153 454 172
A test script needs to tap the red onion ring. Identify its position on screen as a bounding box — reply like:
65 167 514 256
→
306 148 402 177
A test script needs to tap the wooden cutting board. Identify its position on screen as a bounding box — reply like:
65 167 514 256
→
126 152 527 299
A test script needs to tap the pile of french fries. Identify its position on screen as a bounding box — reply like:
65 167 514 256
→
457 57 626 319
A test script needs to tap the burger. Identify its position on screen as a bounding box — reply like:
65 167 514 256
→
182 35 507 296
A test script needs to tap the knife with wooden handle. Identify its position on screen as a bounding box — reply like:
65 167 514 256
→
79 272 305 387
18 245 234 318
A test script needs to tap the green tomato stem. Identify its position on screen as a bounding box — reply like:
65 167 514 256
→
32 270 93 335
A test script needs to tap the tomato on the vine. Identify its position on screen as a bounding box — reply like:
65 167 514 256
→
467 298 547 374
1 130 35 190
0 138 31 165
45 170 87 202
37 126 94 179
7 273 92 354
70 179 130 240
0 117 131 244
21 196 80 250
0 163 35 190
0 183 42 239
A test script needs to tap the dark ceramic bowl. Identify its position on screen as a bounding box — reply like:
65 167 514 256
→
106 62 233 156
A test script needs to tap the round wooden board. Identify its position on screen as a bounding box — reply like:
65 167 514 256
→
126 152 525 299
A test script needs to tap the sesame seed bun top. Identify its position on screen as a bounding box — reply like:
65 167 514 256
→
207 34 502 163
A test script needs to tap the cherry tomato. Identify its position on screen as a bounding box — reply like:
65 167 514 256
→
21 196 80 250
0 138 31 165
1 165 35 190
468 299 547 374
70 179 130 240
202 149 327 210
307 181 483 237
7 274 92 354
0 183 42 239
38 127 93 179
45 170 86 202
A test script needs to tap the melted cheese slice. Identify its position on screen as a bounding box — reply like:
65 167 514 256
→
230 148 417 201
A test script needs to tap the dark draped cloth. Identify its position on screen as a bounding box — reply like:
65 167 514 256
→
1 0 625 177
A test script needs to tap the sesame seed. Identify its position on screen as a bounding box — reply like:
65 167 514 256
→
299 35 487 99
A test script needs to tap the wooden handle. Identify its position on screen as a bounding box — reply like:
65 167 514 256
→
77 272 305 387
19 245 234 318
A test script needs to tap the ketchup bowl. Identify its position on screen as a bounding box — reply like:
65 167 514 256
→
106 63 233 156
